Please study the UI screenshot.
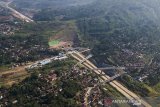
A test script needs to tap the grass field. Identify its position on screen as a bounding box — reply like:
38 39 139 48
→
0 82 3 88
48 40 60 46
0 65 10 71
0 65 30 87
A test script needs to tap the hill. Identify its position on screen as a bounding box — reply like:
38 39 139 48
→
11 0 96 9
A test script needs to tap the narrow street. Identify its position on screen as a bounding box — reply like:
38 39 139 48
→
84 87 93 107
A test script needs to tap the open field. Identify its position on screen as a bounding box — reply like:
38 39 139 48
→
0 65 30 87
0 65 10 72
49 21 78 49
48 40 60 47
0 73 29 87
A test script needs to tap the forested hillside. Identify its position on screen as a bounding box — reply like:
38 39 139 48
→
10 0 160 87
1 0 160 106
26 0 160 86
12 0 96 9
76 0 160 86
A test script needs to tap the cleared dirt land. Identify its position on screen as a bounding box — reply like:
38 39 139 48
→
49 21 78 49
0 65 30 87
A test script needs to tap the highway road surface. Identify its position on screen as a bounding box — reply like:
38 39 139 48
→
69 51 152 107
1 1 34 23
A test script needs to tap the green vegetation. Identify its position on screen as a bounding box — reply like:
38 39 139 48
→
154 83 160 93
119 75 159 97
12 0 95 10
1 0 160 106
0 82 3 88
0 65 10 71
14 21 65 38
0 33 60 66
0 21 66 65
49 40 60 46
0 59 81 107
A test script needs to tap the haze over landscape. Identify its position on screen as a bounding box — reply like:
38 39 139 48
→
0 0 160 107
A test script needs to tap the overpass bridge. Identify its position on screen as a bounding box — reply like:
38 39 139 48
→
68 50 152 107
